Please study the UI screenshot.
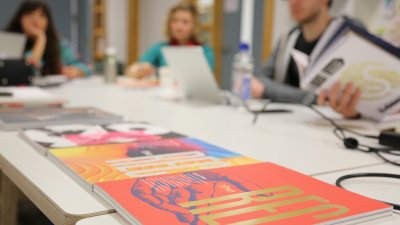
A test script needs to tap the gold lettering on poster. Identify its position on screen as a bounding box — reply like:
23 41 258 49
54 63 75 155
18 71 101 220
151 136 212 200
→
180 185 348 225
180 185 302 214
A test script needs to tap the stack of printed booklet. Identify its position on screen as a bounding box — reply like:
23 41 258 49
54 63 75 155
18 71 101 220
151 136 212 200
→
0 107 393 224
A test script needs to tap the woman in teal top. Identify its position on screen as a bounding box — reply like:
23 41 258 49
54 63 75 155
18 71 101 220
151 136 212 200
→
126 2 215 78
59 40 91 77
5 1 91 78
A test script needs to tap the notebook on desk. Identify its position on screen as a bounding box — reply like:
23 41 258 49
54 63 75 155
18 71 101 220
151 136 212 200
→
0 86 66 108
0 106 122 131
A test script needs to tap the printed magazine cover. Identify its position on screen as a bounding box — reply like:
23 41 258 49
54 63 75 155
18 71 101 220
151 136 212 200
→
22 122 183 153
95 162 391 225
49 138 258 184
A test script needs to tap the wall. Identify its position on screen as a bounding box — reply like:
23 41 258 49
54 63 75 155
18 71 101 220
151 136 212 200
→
0 0 71 39
221 0 242 89
106 0 128 63
77 0 92 63
0 0 24 29
271 0 294 47
138 0 179 55
252 0 265 66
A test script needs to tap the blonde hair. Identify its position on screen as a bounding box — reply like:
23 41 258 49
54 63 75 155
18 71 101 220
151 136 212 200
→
164 2 202 44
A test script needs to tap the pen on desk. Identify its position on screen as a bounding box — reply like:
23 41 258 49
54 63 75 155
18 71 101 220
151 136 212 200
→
252 108 293 124
0 92 13 97
252 101 269 124
259 109 293 113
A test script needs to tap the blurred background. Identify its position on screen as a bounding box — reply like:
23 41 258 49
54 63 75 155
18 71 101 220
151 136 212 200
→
1 0 399 89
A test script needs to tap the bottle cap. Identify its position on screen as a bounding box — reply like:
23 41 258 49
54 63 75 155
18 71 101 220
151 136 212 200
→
106 47 117 56
239 43 250 51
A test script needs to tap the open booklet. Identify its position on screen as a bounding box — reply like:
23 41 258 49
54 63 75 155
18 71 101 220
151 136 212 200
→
294 21 400 122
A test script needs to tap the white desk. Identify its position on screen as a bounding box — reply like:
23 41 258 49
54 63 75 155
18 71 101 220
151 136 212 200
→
315 164 400 225
49 78 387 175
315 164 400 207
76 213 128 225
0 132 114 225
0 77 397 224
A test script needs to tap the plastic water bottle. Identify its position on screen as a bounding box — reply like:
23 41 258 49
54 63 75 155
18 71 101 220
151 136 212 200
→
231 43 254 101
104 47 117 83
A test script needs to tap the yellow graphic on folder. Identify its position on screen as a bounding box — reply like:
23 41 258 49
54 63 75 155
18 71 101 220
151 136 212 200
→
49 138 259 184
339 62 400 100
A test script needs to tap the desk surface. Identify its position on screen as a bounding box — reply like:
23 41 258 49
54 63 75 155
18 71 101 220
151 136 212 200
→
0 132 114 224
0 77 397 224
49 78 386 175
315 163 400 225
315 163 400 207
76 214 127 225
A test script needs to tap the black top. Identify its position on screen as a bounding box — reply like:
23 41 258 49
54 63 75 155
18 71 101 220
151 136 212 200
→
285 32 320 87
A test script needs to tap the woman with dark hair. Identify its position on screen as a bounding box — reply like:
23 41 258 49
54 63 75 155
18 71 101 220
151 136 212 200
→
125 2 214 79
5 0 91 77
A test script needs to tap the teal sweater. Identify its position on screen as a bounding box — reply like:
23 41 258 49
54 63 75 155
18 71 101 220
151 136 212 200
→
26 40 91 76
59 40 91 76
139 41 215 70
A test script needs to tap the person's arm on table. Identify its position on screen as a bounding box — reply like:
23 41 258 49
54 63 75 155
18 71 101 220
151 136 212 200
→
251 44 316 104
61 41 91 79
22 16 46 67
125 43 162 79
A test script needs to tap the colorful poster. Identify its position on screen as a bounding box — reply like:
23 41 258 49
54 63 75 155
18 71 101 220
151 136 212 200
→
50 138 258 184
23 122 184 149
96 163 390 225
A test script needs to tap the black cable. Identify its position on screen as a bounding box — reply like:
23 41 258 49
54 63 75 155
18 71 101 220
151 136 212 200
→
222 90 292 124
336 173 400 210
373 151 400 167
307 104 400 210
307 104 400 166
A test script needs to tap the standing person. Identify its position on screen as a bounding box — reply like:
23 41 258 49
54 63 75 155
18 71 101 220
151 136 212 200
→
5 0 91 78
125 2 215 79
252 0 364 118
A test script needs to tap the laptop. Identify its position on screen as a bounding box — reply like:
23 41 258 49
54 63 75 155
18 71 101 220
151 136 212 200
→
0 59 35 86
0 32 26 59
161 46 223 104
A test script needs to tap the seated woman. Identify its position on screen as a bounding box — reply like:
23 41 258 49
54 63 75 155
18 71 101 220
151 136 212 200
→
5 0 91 78
126 2 215 79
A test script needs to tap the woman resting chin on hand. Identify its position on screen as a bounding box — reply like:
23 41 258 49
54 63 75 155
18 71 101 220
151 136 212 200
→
318 82 361 119
6 1 91 77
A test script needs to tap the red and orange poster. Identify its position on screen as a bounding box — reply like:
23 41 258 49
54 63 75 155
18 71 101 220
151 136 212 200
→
96 163 391 225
